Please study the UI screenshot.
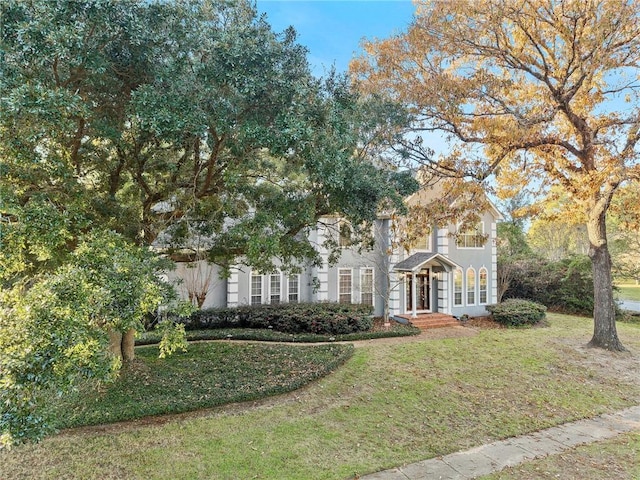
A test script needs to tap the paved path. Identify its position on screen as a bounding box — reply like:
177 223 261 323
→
360 405 640 480
620 300 640 312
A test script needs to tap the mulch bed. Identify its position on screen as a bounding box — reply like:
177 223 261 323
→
464 315 505 329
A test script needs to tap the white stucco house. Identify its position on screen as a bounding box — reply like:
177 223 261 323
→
163 183 503 320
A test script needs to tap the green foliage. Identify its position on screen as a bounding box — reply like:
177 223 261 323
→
72 231 177 333
0 268 119 448
156 321 188 359
1 0 417 281
487 299 547 327
44 342 354 430
137 322 420 345
502 255 595 315
179 302 374 335
0 231 187 447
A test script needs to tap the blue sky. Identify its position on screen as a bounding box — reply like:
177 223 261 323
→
256 1 416 76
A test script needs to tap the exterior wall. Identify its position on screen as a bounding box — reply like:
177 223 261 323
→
446 210 496 318
165 260 227 309
325 218 388 316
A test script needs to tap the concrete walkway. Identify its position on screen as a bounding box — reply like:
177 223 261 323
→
360 405 640 480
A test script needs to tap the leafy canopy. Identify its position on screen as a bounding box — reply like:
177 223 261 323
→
1 0 416 282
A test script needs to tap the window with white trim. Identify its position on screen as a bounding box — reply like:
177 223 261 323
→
338 269 352 304
479 267 488 304
288 275 299 303
269 274 281 304
454 268 463 306
456 222 485 249
466 268 476 305
360 268 374 306
251 273 262 305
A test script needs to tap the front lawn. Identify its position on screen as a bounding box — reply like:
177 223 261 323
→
2 314 640 480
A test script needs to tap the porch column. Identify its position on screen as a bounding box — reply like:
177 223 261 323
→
411 271 417 318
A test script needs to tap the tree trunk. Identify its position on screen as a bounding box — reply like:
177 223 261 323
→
107 329 123 361
586 209 626 351
122 328 136 362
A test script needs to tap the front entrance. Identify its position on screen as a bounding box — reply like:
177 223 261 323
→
406 270 430 312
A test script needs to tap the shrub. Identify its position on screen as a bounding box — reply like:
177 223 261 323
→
177 302 374 336
486 299 547 327
501 255 594 315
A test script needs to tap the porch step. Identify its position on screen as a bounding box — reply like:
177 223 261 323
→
398 313 460 330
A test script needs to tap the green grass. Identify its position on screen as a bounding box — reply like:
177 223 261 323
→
2 314 640 480
616 283 640 301
43 342 354 429
481 432 640 480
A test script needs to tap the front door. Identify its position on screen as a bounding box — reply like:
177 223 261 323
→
406 270 430 312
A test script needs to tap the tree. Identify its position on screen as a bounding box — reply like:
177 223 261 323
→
352 0 640 350
495 194 533 301
1 0 413 284
1 0 416 444
0 232 186 447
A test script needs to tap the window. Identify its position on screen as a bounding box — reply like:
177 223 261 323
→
466 268 476 305
360 268 374 306
251 274 262 305
288 275 299 303
411 230 431 251
270 274 281 304
479 268 488 304
338 221 352 247
454 268 463 306
456 222 485 248
338 269 352 304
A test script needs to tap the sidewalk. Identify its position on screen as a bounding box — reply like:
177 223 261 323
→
360 405 640 480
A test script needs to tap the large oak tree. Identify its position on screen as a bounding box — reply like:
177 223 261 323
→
0 0 417 445
352 0 640 351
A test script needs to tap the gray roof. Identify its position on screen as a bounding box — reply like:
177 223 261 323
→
393 252 460 273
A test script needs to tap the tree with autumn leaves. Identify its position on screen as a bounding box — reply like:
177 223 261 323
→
353 0 640 351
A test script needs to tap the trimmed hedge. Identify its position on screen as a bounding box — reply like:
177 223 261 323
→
179 302 374 335
486 299 547 327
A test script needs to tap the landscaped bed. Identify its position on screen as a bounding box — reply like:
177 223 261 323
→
43 342 354 430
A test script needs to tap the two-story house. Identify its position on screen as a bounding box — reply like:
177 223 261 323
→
164 184 503 321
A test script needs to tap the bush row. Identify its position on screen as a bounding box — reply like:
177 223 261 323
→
178 302 374 335
487 298 547 327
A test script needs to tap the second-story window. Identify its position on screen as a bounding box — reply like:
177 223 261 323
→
456 222 485 249
339 221 352 247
